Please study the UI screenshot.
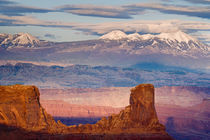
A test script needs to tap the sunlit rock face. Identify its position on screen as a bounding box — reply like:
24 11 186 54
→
129 84 162 130
0 84 173 140
69 84 166 134
0 85 66 133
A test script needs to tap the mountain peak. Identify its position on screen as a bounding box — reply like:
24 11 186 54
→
14 32 40 45
127 33 142 40
98 30 209 56
100 30 198 43
100 30 127 40
157 31 196 43
0 33 40 48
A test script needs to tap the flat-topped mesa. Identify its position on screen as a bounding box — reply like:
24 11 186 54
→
71 84 165 134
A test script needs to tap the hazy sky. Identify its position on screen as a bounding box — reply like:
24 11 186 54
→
0 0 210 44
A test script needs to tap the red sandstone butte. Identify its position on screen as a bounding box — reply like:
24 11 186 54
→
0 84 173 139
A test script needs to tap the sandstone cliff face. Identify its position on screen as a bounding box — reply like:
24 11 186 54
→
0 85 66 133
0 84 172 139
41 100 122 118
69 84 165 134
40 86 210 108
39 86 209 139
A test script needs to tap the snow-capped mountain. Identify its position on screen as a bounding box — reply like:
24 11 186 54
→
157 31 196 43
100 30 128 40
100 30 197 42
127 33 142 41
99 30 209 55
0 31 209 70
0 33 40 48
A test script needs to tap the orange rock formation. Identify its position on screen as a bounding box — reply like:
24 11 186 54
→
69 84 166 134
0 85 67 133
0 84 172 139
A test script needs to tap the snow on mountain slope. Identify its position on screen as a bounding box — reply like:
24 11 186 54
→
100 30 197 42
141 34 155 40
127 33 142 41
99 30 209 54
0 31 209 69
100 30 127 40
0 33 40 48
13 33 40 45
157 31 196 43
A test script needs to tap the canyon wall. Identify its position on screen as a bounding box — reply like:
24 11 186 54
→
40 86 210 108
0 84 173 139
68 84 166 134
0 85 67 134
41 100 122 118
40 86 210 139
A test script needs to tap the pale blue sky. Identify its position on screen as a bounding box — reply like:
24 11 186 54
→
0 0 210 43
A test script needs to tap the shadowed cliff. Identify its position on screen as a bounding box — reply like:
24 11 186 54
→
0 84 173 139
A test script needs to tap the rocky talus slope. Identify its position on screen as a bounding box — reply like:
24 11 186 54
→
0 84 173 139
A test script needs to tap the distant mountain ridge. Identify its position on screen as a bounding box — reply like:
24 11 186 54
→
100 30 209 56
1 30 209 55
0 31 209 70
100 30 197 43
0 33 40 48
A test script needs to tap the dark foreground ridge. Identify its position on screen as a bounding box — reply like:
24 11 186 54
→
0 84 173 139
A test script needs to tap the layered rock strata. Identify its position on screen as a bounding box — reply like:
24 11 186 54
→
0 85 67 133
69 84 166 134
41 100 122 118
0 84 172 139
